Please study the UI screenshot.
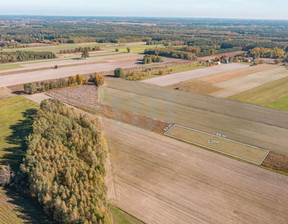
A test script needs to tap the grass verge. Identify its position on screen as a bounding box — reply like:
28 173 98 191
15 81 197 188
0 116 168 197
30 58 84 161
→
0 96 39 169
109 205 144 224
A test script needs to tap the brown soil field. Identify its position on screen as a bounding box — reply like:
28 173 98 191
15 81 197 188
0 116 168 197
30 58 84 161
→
0 54 180 88
41 82 288 173
166 125 269 165
169 79 223 94
0 87 14 100
200 64 276 84
98 78 288 156
25 93 288 224
103 117 288 224
141 63 249 86
263 152 288 173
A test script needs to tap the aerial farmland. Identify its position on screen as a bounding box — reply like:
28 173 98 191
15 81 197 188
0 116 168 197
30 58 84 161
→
0 15 288 224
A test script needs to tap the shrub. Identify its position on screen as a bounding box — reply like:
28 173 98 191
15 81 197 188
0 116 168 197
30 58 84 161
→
114 68 124 78
90 73 105 86
75 74 83 85
159 70 164 75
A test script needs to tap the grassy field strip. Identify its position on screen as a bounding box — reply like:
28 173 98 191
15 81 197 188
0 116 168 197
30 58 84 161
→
0 96 39 167
165 124 269 165
229 74 288 106
104 44 163 53
2 42 119 52
0 64 23 71
266 95 288 111
199 64 276 84
213 66 288 99
0 52 125 71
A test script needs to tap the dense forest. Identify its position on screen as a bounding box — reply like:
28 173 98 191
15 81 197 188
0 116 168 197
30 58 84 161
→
20 99 110 224
1 16 288 54
0 51 55 63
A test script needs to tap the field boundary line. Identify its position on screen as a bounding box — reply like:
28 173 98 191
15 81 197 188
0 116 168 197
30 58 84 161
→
164 124 269 165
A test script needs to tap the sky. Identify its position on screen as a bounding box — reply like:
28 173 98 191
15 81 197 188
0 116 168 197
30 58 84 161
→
0 0 287 20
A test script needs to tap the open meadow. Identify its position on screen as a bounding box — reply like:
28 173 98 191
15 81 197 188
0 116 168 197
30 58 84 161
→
0 96 54 224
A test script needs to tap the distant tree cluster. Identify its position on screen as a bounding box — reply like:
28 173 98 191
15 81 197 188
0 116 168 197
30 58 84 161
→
144 48 197 60
247 47 286 59
143 55 163 64
21 99 110 224
146 40 184 46
0 51 56 63
58 46 101 54
24 74 85 94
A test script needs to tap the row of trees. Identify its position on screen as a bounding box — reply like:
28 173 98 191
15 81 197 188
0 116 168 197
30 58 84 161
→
58 46 101 54
0 51 56 63
24 74 85 94
143 55 163 64
144 48 197 60
24 73 105 94
247 47 286 59
21 99 110 224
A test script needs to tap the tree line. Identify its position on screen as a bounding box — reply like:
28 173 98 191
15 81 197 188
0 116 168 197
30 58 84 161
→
0 51 56 63
58 46 101 54
144 48 197 60
24 73 104 94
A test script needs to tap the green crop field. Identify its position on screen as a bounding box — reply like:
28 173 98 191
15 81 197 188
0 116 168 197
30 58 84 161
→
165 125 268 165
0 96 39 169
229 67 288 106
104 44 164 53
2 42 115 52
266 95 288 111
2 42 153 53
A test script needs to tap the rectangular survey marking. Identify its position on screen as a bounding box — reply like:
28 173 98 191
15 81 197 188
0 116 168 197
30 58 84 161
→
164 124 269 165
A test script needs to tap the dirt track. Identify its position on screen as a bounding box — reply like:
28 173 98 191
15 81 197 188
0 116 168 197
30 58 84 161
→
25 93 288 224
141 63 249 86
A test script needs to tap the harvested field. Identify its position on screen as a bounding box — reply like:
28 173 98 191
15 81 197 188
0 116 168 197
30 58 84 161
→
200 64 276 84
165 124 269 165
212 66 288 98
25 94 288 224
0 53 181 88
169 79 222 94
141 63 249 86
102 117 288 224
229 75 288 106
0 87 14 100
98 78 288 156
267 95 288 111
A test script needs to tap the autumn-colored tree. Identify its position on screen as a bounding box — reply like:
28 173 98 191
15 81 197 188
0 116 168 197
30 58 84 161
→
90 73 104 86
75 74 83 85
